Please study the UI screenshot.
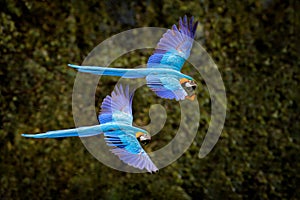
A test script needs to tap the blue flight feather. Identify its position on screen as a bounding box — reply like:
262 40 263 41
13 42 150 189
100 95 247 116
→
146 74 187 101
98 85 133 125
147 15 198 72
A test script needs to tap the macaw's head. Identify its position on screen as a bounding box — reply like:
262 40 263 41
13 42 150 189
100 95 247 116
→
136 132 151 145
180 78 197 101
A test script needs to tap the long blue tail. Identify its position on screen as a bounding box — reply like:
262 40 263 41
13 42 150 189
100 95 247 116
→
22 125 103 138
68 64 149 78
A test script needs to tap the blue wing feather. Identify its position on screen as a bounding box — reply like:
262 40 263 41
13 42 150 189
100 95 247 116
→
104 129 158 173
98 85 133 125
110 147 158 173
147 15 198 72
146 75 187 101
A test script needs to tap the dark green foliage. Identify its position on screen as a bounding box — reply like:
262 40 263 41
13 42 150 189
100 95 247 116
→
1 0 299 199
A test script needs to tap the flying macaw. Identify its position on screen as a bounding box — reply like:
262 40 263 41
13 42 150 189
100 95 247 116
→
22 85 158 173
68 15 198 101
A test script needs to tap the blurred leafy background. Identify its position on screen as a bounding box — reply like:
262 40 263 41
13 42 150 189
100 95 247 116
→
0 0 299 199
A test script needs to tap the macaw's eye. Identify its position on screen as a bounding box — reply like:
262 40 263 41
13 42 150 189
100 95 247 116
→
182 80 197 92
185 86 193 92
191 84 197 90
141 139 151 145
138 134 151 145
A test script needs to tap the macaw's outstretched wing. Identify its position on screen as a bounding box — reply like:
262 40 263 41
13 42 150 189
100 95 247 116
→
146 75 188 101
104 130 158 173
98 85 134 125
147 15 198 72
21 125 103 138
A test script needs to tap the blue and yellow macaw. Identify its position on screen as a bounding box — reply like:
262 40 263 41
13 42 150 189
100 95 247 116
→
22 85 158 173
69 15 198 101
